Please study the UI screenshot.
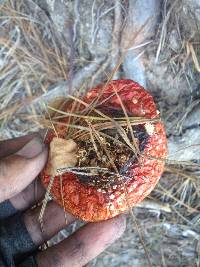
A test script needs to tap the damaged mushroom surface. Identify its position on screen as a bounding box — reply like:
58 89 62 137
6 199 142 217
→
40 79 167 222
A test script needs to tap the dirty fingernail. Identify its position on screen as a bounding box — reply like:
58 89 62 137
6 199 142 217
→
16 137 46 158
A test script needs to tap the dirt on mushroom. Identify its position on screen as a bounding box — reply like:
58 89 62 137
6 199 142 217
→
40 79 167 222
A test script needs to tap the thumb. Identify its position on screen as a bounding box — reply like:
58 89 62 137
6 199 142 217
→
0 140 48 203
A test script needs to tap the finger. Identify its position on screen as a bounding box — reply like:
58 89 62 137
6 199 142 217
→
0 178 45 220
24 201 75 245
36 215 126 267
9 135 47 210
15 136 45 159
9 178 45 211
0 130 47 159
0 149 48 203
1 136 46 213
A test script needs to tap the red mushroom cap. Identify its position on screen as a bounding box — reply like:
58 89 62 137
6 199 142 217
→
41 79 167 222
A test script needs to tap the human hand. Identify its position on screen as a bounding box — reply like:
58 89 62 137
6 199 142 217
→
0 133 126 267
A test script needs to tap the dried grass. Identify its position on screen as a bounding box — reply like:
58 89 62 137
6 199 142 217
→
0 0 200 266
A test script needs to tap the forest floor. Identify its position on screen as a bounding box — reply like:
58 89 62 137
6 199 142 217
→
0 0 200 266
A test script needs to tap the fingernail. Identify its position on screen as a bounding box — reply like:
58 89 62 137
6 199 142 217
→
16 137 46 158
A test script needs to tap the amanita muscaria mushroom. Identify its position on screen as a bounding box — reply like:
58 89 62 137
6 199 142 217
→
40 79 167 222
